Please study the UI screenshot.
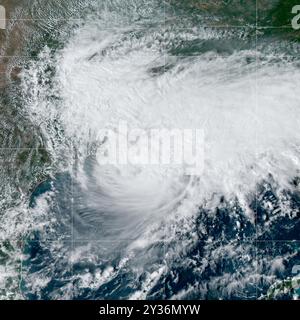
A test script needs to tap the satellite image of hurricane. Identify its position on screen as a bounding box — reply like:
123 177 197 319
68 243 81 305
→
0 0 300 301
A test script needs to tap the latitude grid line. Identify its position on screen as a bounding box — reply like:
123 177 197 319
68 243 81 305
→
0 17 297 28
4 239 300 243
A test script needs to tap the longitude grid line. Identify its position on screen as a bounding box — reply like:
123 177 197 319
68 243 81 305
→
255 0 258 300
68 5 74 299
19 240 23 299
70 4 82 301
163 0 167 300
71 139 74 299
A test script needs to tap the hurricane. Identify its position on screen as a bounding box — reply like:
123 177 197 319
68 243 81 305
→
0 0 299 300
